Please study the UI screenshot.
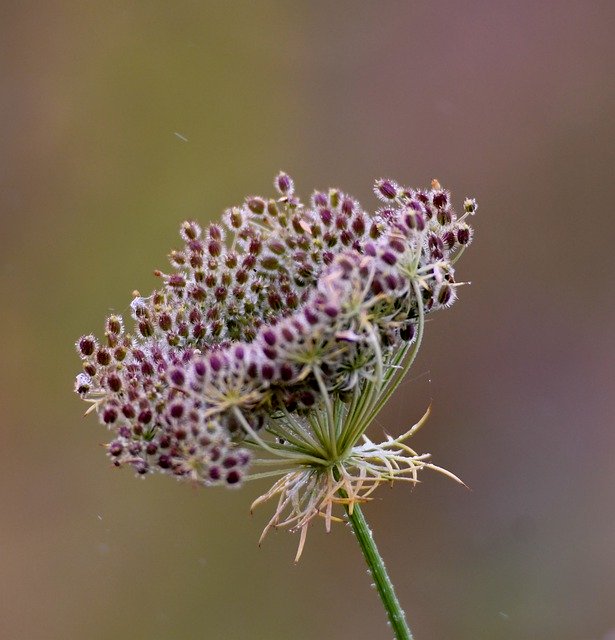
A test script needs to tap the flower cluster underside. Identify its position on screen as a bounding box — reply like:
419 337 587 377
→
75 174 474 547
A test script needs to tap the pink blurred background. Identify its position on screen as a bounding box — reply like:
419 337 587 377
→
1 2 614 638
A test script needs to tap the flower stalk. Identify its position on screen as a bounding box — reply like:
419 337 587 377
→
343 498 413 640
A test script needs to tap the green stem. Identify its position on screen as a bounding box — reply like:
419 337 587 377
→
336 472 413 639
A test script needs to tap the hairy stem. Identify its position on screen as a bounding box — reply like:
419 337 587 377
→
336 471 413 640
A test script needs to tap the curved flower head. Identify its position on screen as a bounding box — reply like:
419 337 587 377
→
75 172 476 558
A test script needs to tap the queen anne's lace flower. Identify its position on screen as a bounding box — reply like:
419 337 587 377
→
75 173 476 558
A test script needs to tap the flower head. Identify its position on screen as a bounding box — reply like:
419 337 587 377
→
75 173 476 558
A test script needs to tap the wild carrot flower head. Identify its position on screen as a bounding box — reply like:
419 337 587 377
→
75 172 476 558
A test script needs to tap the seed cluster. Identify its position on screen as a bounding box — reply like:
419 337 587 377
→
75 173 475 488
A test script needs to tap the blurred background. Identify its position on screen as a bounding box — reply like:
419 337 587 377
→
1 2 614 639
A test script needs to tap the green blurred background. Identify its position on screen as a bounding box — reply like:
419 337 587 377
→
2 2 614 639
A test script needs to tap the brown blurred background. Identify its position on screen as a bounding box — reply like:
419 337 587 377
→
1 2 613 639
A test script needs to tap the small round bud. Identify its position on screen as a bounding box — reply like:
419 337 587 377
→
122 404 136 419
457 225 472 245
432 191 448 209
279 363 294 382
442 231 456 250
77 335 97 357
374 179 398 201
138 320 154 338
436 282 455 307
106 316 123 336
180 220 202 242
108 441 123 457
463 198 477 214
226 470 241 485
107 373 122 393
246 197 266 214
274 172 294 195
170 403 184 419
168 274 186 288
103 407 118 423
312 191 327 207
96 348 111 366
138 409 152 425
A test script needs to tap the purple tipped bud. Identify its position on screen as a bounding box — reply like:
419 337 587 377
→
274 172 294 195
324 305 339 318
122 404 136 419
262 329 277 346
351 215 366 236
432 191 448 209
279 363 294 382
77 335 96 356
457 225 471 245
226 470 241 485
442 231 456 249
341 198 355 215
319 208 333 225
180 220 202 241
384 274 399 290
103 407 118 424
170 403 184 419
312 191 327 207
404 210 425 232
138 410 152 424
107 373 122 392
227 208 244 229
194 360 207 377
138 320 154 338
170 369 185 386
436 283 454 306
108 441 123 457
158 313 172 331
374 179 398 201
207 240 222 257
364 242 377 257
96 348 111 366
261 363 275 380
168 274 186 288
208 224 223 241
303 307 319 325
262 346 277 360
381 251 398 266
209 354 222 372
105 316 123 335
